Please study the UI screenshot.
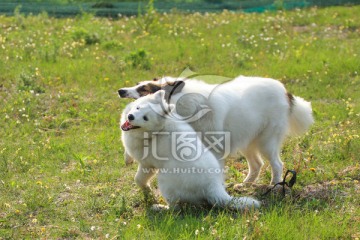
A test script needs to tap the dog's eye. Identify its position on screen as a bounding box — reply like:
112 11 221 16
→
136 106 140 110
143 116 148 121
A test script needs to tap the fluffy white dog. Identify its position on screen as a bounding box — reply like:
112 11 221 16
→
119 76 314 185
120 90 261 210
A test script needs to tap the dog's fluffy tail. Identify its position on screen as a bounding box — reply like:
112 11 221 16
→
288 95 314 136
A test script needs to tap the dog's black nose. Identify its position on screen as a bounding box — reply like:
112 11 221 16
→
128 114 135 121
118 89 126 97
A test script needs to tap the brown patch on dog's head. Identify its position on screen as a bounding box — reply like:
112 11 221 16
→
135 85 149 97
136 81 185 99
136 82 162 97
145 83 162 94
134 79 185 100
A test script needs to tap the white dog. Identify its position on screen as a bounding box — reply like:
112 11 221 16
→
120 90 261 210
119 76 314 185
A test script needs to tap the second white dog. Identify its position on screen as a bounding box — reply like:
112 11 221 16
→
120 90 260 210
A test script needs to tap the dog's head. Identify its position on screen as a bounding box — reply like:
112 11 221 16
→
118 77 185 101
120 90 174 132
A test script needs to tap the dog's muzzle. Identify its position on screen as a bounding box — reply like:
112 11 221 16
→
121 120 140 131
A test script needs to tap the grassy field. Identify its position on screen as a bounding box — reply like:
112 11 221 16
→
1 5 360 239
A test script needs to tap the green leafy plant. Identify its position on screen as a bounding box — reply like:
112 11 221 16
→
71 27 100 45
125 48 151 70
17 73 45 93
135 0 159 33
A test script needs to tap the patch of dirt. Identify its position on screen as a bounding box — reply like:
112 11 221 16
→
293 25 311 33
340 165 360 180
294 180 358 202
54 180 84 207
297 182 345 200
232 179 359 204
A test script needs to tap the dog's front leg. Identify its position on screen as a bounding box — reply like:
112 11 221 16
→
124 150 134 165
134 164 157 202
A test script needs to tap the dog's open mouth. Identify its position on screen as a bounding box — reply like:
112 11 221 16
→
121 120 140 131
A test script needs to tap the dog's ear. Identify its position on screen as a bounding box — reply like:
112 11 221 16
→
163 81 185 103
151 90 174 116
153 90 165 102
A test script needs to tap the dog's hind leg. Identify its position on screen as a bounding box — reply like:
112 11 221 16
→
243 149 264 184
258 131 285 185
265 150 283 185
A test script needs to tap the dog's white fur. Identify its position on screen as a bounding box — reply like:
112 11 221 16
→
121 91 261 210
121 76 314 185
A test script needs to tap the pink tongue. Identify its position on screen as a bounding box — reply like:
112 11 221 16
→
121 120 132 131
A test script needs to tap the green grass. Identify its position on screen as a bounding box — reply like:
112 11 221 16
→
1 6 360 239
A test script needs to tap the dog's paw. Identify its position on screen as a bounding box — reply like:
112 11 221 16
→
230 197 261 210
234 182 258 190
150 204 169 212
